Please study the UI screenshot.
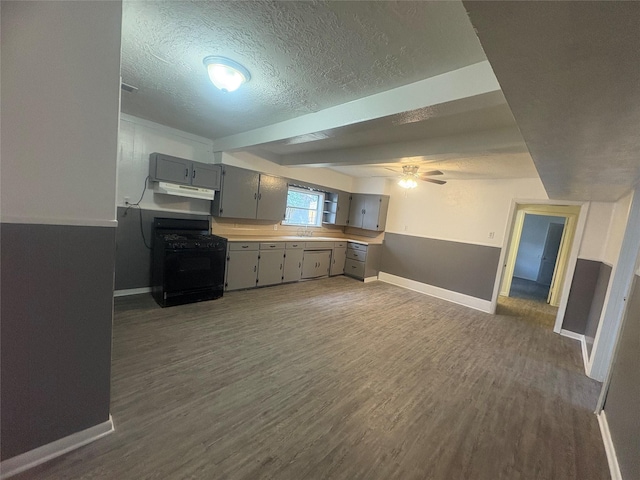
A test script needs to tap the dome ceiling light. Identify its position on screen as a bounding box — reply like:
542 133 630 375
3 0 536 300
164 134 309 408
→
203 56 251 93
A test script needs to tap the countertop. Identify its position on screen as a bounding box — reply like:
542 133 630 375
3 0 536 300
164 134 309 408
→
216 235 382 246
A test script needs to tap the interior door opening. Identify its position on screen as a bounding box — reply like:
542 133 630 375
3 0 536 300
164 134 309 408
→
508 214 566 303
496 204 582 329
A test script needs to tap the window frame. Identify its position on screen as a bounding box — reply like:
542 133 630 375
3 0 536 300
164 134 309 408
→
282 186 325 228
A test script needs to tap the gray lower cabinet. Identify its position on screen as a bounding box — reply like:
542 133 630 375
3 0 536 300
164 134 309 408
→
225 243 259 291
344 242 381 280
212 165 288 221
330 244 346 276
301 250 331 279
257 246 285 287
283 242 304 283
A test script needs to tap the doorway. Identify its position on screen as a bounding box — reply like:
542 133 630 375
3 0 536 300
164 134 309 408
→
495 203 584 318
509 214 566 303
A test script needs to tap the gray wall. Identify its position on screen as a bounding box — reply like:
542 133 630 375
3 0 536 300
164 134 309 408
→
585 263 612 354
1 224 115 460
561 259 611 340
115 206 210 290
380 233 501 300
603 275 639 480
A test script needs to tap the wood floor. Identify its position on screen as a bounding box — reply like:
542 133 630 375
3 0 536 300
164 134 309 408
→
17 277 609 480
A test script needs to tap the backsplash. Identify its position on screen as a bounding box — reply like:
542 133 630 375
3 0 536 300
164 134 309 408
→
210 217 385 243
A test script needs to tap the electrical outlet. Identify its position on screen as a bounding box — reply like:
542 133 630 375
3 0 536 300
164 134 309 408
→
404 225 408 231
488 231 495 239
124 196 130 205
273 224 278 231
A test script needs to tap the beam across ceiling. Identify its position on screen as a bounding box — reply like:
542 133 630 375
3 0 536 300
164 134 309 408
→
212 61 501 152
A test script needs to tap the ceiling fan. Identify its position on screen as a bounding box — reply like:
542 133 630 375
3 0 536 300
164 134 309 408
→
386 165 447 188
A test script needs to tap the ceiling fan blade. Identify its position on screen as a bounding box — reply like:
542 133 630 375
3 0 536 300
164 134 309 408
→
419 170 444 177
422 178 447 185
384 167 400 173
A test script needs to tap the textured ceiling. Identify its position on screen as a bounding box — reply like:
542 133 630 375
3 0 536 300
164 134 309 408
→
464 1 640 201
120 0 487 140
254 93 517 156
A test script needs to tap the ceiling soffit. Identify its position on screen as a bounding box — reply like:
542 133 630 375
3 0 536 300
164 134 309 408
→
464 1 640 201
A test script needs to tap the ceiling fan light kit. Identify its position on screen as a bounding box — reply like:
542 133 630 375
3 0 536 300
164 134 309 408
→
396 165 445 189
203 56 251 92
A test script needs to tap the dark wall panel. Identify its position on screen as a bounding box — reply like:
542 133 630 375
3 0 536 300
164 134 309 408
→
585 263 612 354
380 233 501 300
115 207 209 290
1 223 115 460
562 259 603 334
604 275 640 480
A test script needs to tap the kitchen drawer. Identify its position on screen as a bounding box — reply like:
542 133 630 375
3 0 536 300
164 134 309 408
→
348 242 368 253
286 241 305 249
334 241 347 248
229 242 259 251
305 241 332 250
346 247 366 262
260 242 285 250
344 258 365 279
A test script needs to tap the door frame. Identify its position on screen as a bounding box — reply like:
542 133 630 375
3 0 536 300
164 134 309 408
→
490 199 590 334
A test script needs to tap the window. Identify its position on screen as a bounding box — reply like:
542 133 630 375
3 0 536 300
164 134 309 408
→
282 186 324 227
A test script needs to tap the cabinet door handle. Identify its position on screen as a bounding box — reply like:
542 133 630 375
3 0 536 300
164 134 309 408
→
242 245 249 249
192 169 196 178
258 193 262 200
298 262 301 268
185 168 189 177
254 193 257 200
280 264 283 270
254 265 257 272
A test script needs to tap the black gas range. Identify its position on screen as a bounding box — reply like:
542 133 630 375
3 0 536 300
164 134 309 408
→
152 218 227 307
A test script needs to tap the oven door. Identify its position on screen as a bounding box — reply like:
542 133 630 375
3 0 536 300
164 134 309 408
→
163 248 225 294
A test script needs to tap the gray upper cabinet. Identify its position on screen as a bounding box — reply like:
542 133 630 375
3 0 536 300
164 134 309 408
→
212 165 259 219
212 165 288 221
323 191 351 226
348 194 390 231
256 174 288 221
149 153 220 189
191 162 221 189
347 194 368 229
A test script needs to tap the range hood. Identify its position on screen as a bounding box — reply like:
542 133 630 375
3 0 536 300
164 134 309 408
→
154 182 215 201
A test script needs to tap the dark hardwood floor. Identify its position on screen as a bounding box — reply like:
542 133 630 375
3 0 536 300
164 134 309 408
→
16 277 608 479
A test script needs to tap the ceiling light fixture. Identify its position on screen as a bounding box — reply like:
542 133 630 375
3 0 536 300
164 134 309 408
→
203 56 251 93
398 165 419 189
398 177 418 189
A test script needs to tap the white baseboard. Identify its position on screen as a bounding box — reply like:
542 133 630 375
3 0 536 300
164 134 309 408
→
0 416 114 479
378 272 492 313
363 276 378 283
114 287 151 297
559 329 589 373
597 411 623 480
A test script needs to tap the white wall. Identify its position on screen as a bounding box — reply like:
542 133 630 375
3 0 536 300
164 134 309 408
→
117 115 354 215
1 1 122 226
513 214 565 280
118 115 214 214
603 190 633 265
385 176 548 246
579 202 615 261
